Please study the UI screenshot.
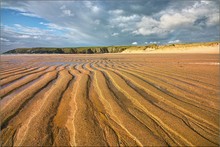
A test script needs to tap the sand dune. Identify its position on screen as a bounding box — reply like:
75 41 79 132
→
122 44 219 54
0 54 219 146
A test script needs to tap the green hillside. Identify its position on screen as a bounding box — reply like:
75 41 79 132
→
4 46 129 54
3 41 219 54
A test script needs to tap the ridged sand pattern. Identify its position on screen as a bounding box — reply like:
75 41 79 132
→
0 54 219 146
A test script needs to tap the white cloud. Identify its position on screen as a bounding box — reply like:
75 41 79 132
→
1 3 27 12
130 5 142 11
33 36 40 39
3 41 22 46
20 12 42 18
60 5 74 16
149 41 160 44
17 35 31 38
133 13 194 36
40 22 64 30
207 13 219 26
109 2 219 36
109 14 141 34
133 16 162 35
38 22 93 41
168 40 180 44
11 24 51 36
60 5 66 10
1 23 97 52
0 38 10 42
132 1 219 36
91 6 99 13
2 24 58 43
62 9 74 16
132 42 137 45
84 1 100 13
201 1 210 5
160 13 193 29
111 33 119 36
94 19 100 25
112 14 140 23
14 24 22 27
144 42 148 44
108 9 124 15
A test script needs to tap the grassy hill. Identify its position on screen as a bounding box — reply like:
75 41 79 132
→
3 41 219 54
3 46 128 54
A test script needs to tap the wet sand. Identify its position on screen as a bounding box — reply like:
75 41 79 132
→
0 54 219 146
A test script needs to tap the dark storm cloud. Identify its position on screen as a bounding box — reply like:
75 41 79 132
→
100 0 171 16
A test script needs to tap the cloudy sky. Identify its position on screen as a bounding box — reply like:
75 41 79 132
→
0 0 219 52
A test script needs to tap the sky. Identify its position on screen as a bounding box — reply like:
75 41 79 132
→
0 0 219 52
